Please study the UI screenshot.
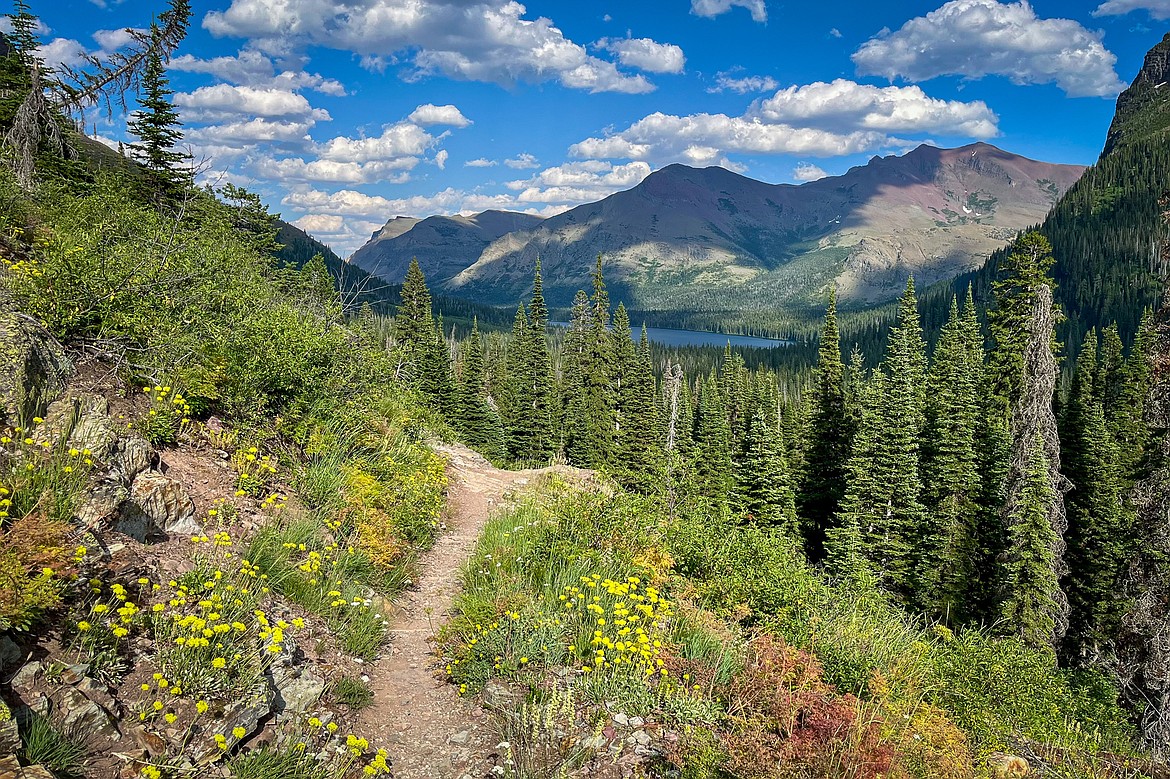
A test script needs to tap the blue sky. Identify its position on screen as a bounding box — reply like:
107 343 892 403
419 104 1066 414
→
29 0 1170 254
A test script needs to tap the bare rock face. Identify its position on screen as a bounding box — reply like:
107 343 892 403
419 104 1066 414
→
268 638 326 718
39 394 156 484
115 471 201 541
0 292 72 425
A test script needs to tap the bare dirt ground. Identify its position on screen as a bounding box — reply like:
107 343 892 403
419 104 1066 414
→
356 443 586 779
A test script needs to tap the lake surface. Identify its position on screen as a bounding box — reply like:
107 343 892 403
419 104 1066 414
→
550 322 790 349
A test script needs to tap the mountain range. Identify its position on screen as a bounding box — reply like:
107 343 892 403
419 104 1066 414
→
347 142 1083 317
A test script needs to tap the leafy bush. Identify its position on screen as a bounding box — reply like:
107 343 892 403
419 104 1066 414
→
1 171 393 428
723 635 892 779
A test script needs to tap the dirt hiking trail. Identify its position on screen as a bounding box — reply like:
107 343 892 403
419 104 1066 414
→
355 443 586 779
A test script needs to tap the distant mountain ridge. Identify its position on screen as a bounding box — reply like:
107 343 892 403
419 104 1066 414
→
350 210 545 287
349 143 1082 321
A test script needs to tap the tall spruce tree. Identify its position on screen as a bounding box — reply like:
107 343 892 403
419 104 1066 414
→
570 257 617 468
693 371 732 500
994 242 1070 654
126 29 190 193
800 290 852 560
527 259 556 460
827 368 883 583
878 279 928 599
613 320 661 489
920 294 982 620
503 304 536 462
562 289 593 464
734 409 798 535
392 258 454 411
455 318 505 461
1060 331 1129 657
1001 430 1063 654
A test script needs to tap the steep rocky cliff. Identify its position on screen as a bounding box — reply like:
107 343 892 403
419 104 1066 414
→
1103 32 1170 157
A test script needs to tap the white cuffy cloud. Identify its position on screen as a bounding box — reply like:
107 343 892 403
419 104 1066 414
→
852 0 1125 98
597 37 685 74
171 49 348 95
1093 0 1170 18
407 103 473 127
690 0 768 22
793 162 828 181
204 0 656 93
571 79 997 164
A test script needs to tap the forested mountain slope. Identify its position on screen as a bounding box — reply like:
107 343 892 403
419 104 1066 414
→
435 143 1081 315
922 33 1170 352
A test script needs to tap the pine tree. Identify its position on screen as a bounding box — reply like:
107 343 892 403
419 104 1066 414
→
828 368 883 582
614 319 661 489
800 290 852 561
611 303 638 443
570 257 617 468
879 279 928 599
420 315 455 415
1111 309 1154 480
989 231 1059 408
1060 332 1129 657
693 372 732 500
734 409 797 534
896 276 928 435
920 295 982 621
997 274 1070 654
503 303 536 462
455 318 505 461
562 290 592 464
1001 430 1063 655
6 1 40 63
527 258 556 460
971 398 1011 623
126 29 190 193
394 259 434 347
392 258 453 410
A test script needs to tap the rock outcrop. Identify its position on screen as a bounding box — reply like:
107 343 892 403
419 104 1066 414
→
0 291 72 425
1102 32 1170 157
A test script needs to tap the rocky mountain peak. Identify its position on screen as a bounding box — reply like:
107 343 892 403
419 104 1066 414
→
1102 31 1170 157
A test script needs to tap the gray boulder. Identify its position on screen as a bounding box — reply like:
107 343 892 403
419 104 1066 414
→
115 471 201 541
0 294 72 425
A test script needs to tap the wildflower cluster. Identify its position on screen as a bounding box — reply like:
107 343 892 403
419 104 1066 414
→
443 572 678 704
0 421 93 629
271 526 387 659
135 384 192 446
0 228 44 279
232 446 278 496
149 532 301 695
294 715 392 776
562 575 675 681
70 577 149 681
342 441 447 567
